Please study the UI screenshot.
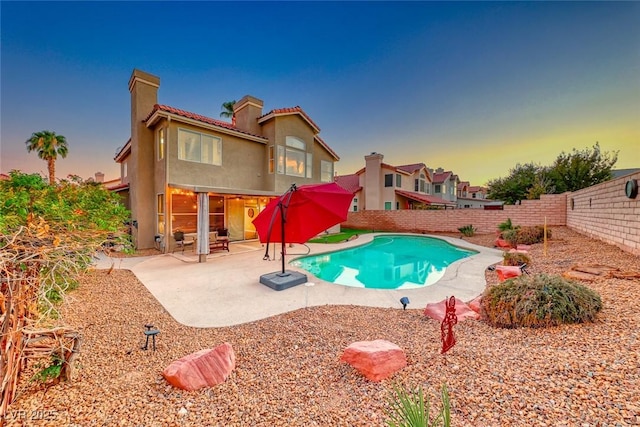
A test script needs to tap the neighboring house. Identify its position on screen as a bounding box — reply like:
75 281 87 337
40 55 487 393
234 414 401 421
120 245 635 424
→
456 183 493 208
457 181 470 198
430 168 459 203
115 69 339 251
333 173 362 212
335 152 455 211
0 173 9 181
611 168 640 179
468 185 488 199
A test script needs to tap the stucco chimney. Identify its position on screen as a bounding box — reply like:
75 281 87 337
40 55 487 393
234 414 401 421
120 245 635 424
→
128 69 160 249
234 95 263 136
94 172 104 183
365 152 384 210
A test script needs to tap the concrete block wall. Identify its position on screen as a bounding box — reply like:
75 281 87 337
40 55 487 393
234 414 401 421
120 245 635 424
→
343 173 640 256
343 193 567 234
567 171 640 256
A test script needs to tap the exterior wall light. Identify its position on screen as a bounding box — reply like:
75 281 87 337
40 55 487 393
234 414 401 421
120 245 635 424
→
625 179 638 199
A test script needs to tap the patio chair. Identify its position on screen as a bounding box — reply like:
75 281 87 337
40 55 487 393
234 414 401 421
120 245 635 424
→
173 231 194 253
210 228 230 252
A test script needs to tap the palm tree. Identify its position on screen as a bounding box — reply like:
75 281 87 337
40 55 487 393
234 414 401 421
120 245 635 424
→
220 100 236 125
25 130 69 184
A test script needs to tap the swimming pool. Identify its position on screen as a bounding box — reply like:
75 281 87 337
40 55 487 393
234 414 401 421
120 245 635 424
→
291 235 478 290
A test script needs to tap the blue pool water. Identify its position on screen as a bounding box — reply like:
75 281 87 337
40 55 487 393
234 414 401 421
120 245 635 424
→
291 235 477 290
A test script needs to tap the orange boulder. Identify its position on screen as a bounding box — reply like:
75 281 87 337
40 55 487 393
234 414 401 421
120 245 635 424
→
163 343 236 391
341 339 407 382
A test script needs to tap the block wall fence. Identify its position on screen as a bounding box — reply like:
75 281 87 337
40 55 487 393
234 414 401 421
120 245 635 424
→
566 171 640 256
343 171 640 256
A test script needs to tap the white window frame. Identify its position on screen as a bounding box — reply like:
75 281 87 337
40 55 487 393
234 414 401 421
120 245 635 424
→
157 193 165 234
306 153 313 178
177 128 222 166
321 160 333 182
157 128 165 161
283 136 307 177
268 146 275 174
276 145 285 174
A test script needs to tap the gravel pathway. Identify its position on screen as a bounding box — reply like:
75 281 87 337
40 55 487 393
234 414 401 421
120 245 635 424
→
5 227 639 426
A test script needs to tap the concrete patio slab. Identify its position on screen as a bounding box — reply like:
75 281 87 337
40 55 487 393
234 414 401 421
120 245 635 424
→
95 233 503 327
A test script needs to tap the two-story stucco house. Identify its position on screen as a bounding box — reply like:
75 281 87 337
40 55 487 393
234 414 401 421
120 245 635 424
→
115 69 340 251
335 152 455 211
429 168 459 203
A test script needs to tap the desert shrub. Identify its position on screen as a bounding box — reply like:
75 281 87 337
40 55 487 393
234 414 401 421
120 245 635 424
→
458 224 476 237
501 229 520 247
503 252 530 266
497 218 516 232
516 225 551 244
385 383 450 427
501 225 552 246
481 274 602 328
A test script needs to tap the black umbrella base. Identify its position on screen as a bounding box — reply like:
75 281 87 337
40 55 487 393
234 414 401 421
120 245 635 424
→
260 270 308 291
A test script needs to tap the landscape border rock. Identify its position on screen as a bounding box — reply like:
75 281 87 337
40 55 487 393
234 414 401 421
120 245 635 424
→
162 343 236 391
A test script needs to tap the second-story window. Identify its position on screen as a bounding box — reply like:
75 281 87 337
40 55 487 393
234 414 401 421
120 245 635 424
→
268 146 274 174
419 173 426 192
435 184 442 193
178 129 222 165
284 136 306 177
306 153 313 178
384 174 393 187
157 128 165 160
396 174 402 187
321 160 333 182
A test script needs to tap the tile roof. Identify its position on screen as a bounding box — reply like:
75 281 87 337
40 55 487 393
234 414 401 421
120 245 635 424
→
258 106 320 133
147 104 267 140
334 174 362 194
106 182 129 192
396 163 426 174
432 171 453 184
0 173 10 181
395 189 456 206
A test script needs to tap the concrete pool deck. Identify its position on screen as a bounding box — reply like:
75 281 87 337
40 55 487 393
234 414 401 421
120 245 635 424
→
94 233 503 328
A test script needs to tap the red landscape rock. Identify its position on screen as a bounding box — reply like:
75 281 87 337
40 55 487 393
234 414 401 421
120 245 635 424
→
495 265 524 282
423 297 480 321
340 339 407 382
495 237 512 248
163 342 236 391
468 295 483 314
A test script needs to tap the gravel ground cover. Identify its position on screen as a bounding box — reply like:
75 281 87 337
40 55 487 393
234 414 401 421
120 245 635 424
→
5 227 639 426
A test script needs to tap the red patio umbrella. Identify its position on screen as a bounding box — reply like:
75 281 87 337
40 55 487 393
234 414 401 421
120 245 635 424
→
252 182 353 275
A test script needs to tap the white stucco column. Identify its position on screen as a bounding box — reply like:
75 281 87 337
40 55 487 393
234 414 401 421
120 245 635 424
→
196 192 210 263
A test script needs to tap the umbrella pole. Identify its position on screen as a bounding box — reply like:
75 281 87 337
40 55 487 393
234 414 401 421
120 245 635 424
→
280 201 286 275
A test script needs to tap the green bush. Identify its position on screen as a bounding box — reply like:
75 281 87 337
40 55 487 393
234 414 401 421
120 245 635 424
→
501 224 552 246
457 224 476 237
503 252 530 266
497 218 516 232
385 383 450 427
481 274 602 328
517 225 552 244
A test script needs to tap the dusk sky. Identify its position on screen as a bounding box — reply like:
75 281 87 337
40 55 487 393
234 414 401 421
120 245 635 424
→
1 1 638 186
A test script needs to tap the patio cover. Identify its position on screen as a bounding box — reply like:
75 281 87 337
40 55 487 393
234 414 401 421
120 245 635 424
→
395 189 456 208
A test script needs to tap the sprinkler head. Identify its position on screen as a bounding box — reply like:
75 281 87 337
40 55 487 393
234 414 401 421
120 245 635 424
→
400 297 410 310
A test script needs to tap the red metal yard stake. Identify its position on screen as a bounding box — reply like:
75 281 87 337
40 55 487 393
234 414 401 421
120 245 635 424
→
441 296 458 354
